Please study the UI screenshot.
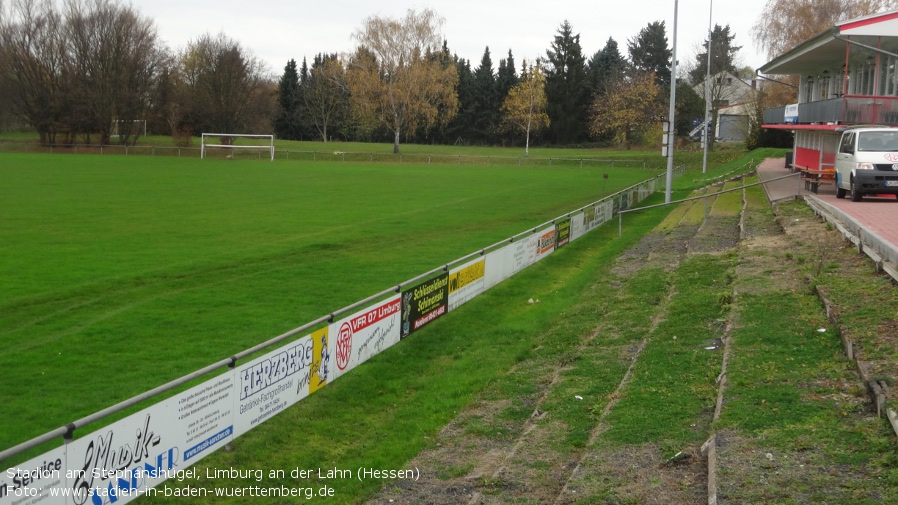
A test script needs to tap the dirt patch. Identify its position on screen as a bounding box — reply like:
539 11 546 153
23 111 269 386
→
689 215 741 254
556 442 707 505
612 225 699 278
714 429 885 504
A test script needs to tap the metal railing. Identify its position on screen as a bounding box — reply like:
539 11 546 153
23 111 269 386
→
617 161 800 235
764 95 898 125
0 166 680 465
0 140 656 169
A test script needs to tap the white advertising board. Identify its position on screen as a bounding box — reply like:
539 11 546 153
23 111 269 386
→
233 328 331 438
64 373 234 505
331 295 401 380
448 258 486 311
1 447 66 505
510 234 538 273
569 212 586 242
483 246 509 290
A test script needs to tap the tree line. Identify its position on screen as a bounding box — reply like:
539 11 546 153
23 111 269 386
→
0 0 273 146
276 14 707 152
4 0 890 150
0 0 707 151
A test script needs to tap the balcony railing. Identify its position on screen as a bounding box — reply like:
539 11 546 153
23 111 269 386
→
764 96 898 126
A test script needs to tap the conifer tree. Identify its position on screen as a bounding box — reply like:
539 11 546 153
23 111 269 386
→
471 46 497 143
628 21 672 87
275 59 302 140
495 50 519 145
447 56 475 144
544 20 588 144
496 49 518 101
688 24 741 86
587 37 627 97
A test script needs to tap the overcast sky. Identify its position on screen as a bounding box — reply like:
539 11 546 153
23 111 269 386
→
135 0 768 76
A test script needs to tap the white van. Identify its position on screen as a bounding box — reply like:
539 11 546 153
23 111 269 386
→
835 126 898 201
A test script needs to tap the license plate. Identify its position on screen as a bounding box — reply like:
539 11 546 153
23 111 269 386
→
887 181 898 187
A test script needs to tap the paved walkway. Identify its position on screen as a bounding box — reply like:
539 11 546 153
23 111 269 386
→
756 157 898 275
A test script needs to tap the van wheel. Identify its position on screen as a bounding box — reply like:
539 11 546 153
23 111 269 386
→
850 179 863 202
836 186 847 198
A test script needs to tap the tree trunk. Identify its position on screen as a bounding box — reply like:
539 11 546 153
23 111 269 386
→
525 120 531 157
393 129 400 154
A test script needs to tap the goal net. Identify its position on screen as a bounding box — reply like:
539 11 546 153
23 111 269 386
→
110 120 147 141
200 133 275 161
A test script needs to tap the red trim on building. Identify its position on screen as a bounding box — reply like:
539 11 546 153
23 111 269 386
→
840 11 898 31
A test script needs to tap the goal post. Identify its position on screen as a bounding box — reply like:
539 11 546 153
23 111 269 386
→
110 120 147 138
200 133 275 161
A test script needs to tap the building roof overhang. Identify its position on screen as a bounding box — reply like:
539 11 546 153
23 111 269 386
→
762 124 843 131
758 10 898 76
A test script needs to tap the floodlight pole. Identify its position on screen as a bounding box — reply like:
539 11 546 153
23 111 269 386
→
665 0 679 203
702 0 713 173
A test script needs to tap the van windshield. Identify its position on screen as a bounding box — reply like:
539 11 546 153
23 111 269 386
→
857 131 898 151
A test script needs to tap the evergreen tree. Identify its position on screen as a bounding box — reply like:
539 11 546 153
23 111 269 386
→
495 50 519 145
628 21 672 87
688 24 741 85
544 20 589 144
275 59 302 140
471 46 497 143
496 49 518 100
297 57 315 140
586 37 627 97
447 56 475 144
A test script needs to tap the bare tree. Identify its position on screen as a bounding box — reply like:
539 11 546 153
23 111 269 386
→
753 0 898 60
301 53 349 142
0 0 66 144
62 0 164 145
180 32 272 141
0 0 165 145
347 8 458 153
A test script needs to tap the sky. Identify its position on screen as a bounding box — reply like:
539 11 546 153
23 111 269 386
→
135 0 769 77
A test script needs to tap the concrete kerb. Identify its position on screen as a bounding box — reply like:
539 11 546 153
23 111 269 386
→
802 197 898 437
814 285 898 438
804 195 898 279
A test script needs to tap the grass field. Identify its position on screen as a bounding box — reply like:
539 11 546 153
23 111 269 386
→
16 145 891 505
0 150 668 453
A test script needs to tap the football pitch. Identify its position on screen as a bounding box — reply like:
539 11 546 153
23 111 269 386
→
0 152 658 452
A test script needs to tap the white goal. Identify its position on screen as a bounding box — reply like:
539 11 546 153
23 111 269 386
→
201 133 275 161
111 119 147 138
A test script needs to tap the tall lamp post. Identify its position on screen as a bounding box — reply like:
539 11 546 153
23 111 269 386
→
702 0 713 173
665 0 678 203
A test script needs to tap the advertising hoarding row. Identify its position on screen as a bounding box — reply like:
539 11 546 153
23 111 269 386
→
1 177 661 505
